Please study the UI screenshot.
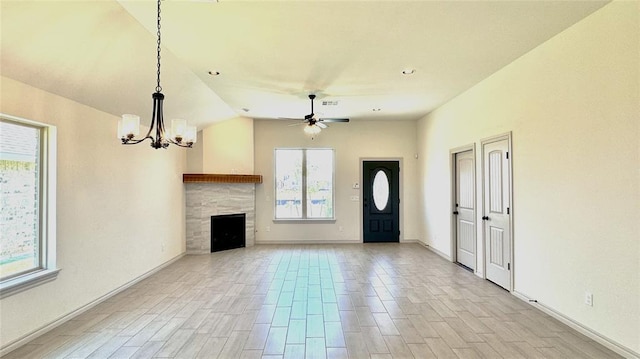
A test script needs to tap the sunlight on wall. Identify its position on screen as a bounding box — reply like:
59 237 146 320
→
417 2 639 353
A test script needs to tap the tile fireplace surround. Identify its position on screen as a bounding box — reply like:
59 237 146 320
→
184 174 262 254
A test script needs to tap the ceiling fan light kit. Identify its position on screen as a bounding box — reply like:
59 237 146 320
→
290 94 350 137
117 0 196 149
303 124 322 136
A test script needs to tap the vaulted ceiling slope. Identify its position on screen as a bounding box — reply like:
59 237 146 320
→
1 0 608 129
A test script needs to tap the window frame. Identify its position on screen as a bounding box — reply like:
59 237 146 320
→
0 114 59 298
273 148 336 221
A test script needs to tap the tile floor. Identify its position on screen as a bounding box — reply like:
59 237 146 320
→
4 244 622 358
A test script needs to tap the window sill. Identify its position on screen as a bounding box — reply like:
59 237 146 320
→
273 218 336 224
0 268 60 299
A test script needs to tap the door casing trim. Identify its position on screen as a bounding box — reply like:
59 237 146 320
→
359 158 403 243
480 131 514 291
449 144 477 273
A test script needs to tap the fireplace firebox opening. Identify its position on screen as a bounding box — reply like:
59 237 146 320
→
210 213 246 252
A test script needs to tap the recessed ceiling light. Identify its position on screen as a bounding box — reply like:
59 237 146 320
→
402 69 415 75
208 70 220 76
372 108 381 112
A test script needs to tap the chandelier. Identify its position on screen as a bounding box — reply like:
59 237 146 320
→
118 0 196 149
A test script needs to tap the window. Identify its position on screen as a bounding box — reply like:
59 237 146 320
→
0 115 58 298
275 148 334 219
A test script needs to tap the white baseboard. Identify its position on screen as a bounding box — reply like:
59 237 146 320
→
400 239 419 244
420 241 453 261
255 239 362 245
416 240 484 278
256 240 422 245
0 253 186 357
415 239 429 248
512 291 639 359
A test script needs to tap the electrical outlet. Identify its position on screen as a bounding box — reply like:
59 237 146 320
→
584 292 593 306
339 226 344 232
350 195 360 201
266 226 270 232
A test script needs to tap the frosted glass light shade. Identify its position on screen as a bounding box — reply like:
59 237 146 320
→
171 119 187 139
184 126 197 144
304 124 321 136
118 114 140 139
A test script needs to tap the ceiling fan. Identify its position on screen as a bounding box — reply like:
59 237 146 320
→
283 94 349 135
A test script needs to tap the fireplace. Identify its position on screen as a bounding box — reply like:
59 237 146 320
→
184 178 259 254
211 213 246 252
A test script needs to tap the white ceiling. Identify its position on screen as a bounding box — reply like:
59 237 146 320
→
1 0 608 129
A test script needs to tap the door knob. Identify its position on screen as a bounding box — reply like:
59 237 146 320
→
482 216 489 221
453 211 459 215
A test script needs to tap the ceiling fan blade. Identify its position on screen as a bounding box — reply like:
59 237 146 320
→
319 118 350 123
288 122 307 127
316 122 328 129
278 117 303 121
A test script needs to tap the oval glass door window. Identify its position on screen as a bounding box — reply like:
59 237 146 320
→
373 170 390 211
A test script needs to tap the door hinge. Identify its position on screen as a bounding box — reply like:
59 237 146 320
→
508 263 511 270
507 207 510 215
506 152 509 159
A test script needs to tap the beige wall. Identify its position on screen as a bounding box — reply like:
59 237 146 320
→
0 77 187 349
417 2 639 353
254 119 419 243
186 130 204 173
199 116 254 174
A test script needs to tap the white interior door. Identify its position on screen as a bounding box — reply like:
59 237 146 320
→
455 150 475 270
483 138 511 290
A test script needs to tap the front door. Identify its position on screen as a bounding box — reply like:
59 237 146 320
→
454 150 476 270
363 161 400 243
483 138 512 290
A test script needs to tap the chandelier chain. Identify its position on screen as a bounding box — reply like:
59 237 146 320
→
156 0 162 93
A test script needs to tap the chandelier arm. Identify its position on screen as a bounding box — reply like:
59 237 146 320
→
167 138 193 148
146 94 159 141
150 93 160 142
156 94 164 147
121 136 152 145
